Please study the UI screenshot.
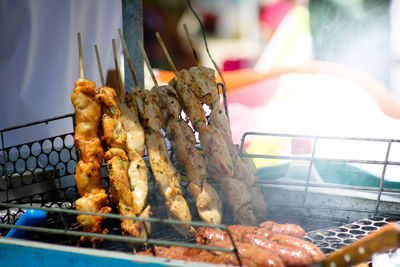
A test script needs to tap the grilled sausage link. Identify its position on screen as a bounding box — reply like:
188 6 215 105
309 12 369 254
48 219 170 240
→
269 233 325 263
243 234 313 266
209 240 285 267
260 221 306 237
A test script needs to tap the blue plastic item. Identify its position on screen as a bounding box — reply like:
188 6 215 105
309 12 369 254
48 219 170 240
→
6 209 47 238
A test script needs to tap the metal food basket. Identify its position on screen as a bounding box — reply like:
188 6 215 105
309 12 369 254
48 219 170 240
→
1 99 400 265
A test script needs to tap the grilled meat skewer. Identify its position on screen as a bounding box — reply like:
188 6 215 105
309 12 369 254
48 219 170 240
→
172 69 258 226
118 92 149 219
135 89 195 237
189 66 268 221
152 84 223 225
71 78 112 244
174 70 233 179
97 86 148 237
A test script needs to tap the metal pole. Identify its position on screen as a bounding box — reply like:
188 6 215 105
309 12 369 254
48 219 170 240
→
122 0 144 90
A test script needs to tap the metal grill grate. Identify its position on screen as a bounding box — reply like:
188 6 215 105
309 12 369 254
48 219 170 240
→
305 215 400 255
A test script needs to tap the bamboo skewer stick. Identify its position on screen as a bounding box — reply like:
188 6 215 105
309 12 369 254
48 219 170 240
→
77 32 84 79
137 40 158 87
118 29 140 90
94 45 105 87
182 24 200 67
155 32 179 77
112 39 125 99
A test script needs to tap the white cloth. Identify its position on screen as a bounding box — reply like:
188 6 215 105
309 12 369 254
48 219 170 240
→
0 0 122 146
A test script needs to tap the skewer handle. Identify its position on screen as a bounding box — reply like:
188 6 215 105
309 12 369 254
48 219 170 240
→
94 45 105 87
112 39 125 99
137 39 158 87
118 29 140 89
183 24 200 66
155 32 178 76
77 32 84 79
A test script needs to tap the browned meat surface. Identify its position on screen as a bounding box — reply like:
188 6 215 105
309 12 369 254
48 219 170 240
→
71 78 111 244
196 223 324 266
260 221 306 237
136 89 195 237
153 84 223 225
97 86 148 238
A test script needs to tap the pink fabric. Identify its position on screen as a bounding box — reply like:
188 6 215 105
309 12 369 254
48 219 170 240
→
227 78 279 107
259 0 294 32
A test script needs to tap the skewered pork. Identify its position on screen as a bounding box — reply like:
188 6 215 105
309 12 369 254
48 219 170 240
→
135 89 195 237
71 78 112 244
152 84 223 224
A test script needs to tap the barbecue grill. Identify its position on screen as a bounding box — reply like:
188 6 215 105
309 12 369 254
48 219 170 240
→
1 93 400 266
2 1 400 265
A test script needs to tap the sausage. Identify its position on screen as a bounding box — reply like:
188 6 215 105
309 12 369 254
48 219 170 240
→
243 234 313 267
227 225 257 240
196 227 228 244
259 221 306 237
268 234 325 263
210 240 285 267
253 228 274 240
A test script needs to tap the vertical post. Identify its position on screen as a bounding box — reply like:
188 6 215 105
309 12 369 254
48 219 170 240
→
122 0 144 90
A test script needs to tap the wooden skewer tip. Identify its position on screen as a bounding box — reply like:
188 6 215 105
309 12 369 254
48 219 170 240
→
94 44 105 87
119 29 140 89
137 39 158 87
182 24 200 67
155 32 178 76
77 32 84 79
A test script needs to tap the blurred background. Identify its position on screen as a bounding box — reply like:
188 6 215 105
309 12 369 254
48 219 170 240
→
1 0 400 181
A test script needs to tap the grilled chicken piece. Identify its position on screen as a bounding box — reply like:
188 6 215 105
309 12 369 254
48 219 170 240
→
153 85 223 225
135 89 195 237
189 66 268 220
71 78 111 244
75 191 111 243
118 92 149 216
104 148 140 236
173 70 259 225
126 150 149 215
189 65 219 105
119 92 145 157
174 70 233 179
96 87 126 150
97 86 149 238
74 160 103 196
220 178 257 225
